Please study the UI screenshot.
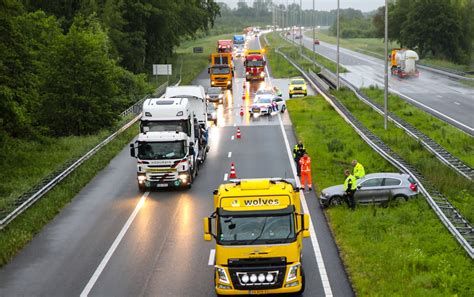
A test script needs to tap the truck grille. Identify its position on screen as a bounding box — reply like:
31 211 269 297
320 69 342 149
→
227 257 287 290
148 172 177 182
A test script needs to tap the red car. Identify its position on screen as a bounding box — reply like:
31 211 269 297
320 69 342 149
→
314 39 320 45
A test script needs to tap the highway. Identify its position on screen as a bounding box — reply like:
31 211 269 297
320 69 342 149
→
0 36 352 296
288 33 474 135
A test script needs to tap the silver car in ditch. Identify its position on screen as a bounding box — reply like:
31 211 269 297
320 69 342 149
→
319 173 419 208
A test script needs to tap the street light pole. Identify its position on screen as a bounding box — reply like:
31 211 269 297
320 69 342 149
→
312 0 315 56
299 0 303 52
336 0 340 90
384 0 389 129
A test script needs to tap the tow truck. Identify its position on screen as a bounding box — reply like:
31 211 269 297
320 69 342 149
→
244 49 266 81
204 178 309 295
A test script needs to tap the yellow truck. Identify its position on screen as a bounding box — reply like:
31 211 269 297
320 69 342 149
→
209 53 234 89
203 178 310 295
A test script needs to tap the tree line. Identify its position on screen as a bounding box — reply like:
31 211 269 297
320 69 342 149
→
0 0 219 140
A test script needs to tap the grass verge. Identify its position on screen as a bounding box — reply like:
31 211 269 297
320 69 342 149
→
332 88 474 223
288 97 474 296
361 86 473 167
0 122 138 266
260 33 301 78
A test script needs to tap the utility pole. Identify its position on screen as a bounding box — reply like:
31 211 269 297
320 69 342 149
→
312 0 315 56
336 0 340 90
299 0 303 52
384 0 389 129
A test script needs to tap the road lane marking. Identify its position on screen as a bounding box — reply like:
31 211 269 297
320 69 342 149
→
262 34 334 297
224 173 228 181
228 152 232 158
231 135 235 140
454 101 460 105
80 192 149 297
208 249 216 266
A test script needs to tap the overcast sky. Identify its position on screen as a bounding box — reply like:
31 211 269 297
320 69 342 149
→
220 0 385 12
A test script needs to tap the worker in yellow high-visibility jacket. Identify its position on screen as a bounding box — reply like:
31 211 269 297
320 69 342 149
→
352 160 365 179
344 169 357 210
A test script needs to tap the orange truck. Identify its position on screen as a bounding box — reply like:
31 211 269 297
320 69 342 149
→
209 53 234 89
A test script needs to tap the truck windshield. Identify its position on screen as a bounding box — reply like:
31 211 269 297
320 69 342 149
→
137 141 186 160
246 60 264 67
141 120 190 136
211 67 230 74
218 214 295 245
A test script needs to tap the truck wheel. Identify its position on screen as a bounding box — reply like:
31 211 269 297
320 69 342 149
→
289 94 293 98
297 267 306 295
138 183 146 193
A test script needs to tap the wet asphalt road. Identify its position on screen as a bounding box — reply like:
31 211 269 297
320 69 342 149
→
286 33 474 135
0 36 352 297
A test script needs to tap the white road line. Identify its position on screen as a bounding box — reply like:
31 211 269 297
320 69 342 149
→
390 89 473 133
454 102 461 106
231 135 235 140
80 192 150 297
262 35 333 297
228 152 232 158
208 249 216 266
224 173 228 181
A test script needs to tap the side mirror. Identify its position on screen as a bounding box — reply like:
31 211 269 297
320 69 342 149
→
203 217 212 241
301 214 310 238
189 146 195 156
207 67 210 74
357 185 362 189
129 143 135 157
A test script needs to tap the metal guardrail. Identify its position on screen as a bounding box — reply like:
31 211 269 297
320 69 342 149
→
0 81 173 230
275 47 474 258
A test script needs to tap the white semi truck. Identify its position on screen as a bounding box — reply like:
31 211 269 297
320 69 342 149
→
130 98 200 191
165 86 209 164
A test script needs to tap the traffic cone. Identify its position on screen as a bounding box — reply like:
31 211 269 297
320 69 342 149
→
236 127 241 139
239 106 244 117
229 163 237 178
242 92 245 100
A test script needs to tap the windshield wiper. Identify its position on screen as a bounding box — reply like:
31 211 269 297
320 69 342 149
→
247 217 268 245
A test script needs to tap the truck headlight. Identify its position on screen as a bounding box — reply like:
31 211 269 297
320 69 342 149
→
216 267 230 284
218 94 223 99
211 81 215 85
260 72 265 77
137 174 147 183
227 81 231 85
178 173 188 183
286 263 300 282
246 71 249 75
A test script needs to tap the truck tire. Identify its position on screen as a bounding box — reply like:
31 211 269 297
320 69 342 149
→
138 182 146 193
297 267 306 295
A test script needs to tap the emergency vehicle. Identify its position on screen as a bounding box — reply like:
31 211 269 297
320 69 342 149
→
244 50 266 81
218 40 233 53
204 178 309 295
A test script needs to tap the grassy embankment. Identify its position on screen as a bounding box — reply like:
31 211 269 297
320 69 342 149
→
262 32 474 295
0 33 224 267
332 88 474 223
304 29 474 73
288 97 473 296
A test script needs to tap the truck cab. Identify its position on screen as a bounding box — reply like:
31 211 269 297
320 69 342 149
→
218 40 233 53
244 52 266 81
204 178 310 295
130 131 194 191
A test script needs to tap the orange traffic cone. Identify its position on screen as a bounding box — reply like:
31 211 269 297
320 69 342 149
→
229 163 237 178
242 93 245 99
239 106 244 117
236 127 241 139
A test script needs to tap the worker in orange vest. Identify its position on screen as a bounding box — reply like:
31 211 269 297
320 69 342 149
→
299 152 312 191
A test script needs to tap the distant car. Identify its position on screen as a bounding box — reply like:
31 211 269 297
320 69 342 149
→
314 39 320 45
295 35 302 39
288 78 307 98
206 87 224 103
207 103 217 123
286 32 291 36
249 95 286 115
319 173 419 208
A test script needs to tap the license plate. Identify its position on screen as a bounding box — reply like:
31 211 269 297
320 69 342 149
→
249 290 268 294
156 183 168 188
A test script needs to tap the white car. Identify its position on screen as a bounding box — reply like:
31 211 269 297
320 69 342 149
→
249 95 286 115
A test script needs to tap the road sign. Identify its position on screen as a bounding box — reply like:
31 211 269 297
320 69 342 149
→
153 64 172 75
193 47 203 53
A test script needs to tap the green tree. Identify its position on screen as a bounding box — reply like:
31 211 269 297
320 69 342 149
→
38 16 124 136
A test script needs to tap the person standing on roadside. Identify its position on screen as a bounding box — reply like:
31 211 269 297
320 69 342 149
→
352 159 365 179
344 169 357 210
293 141 305 176
299 153 313 192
